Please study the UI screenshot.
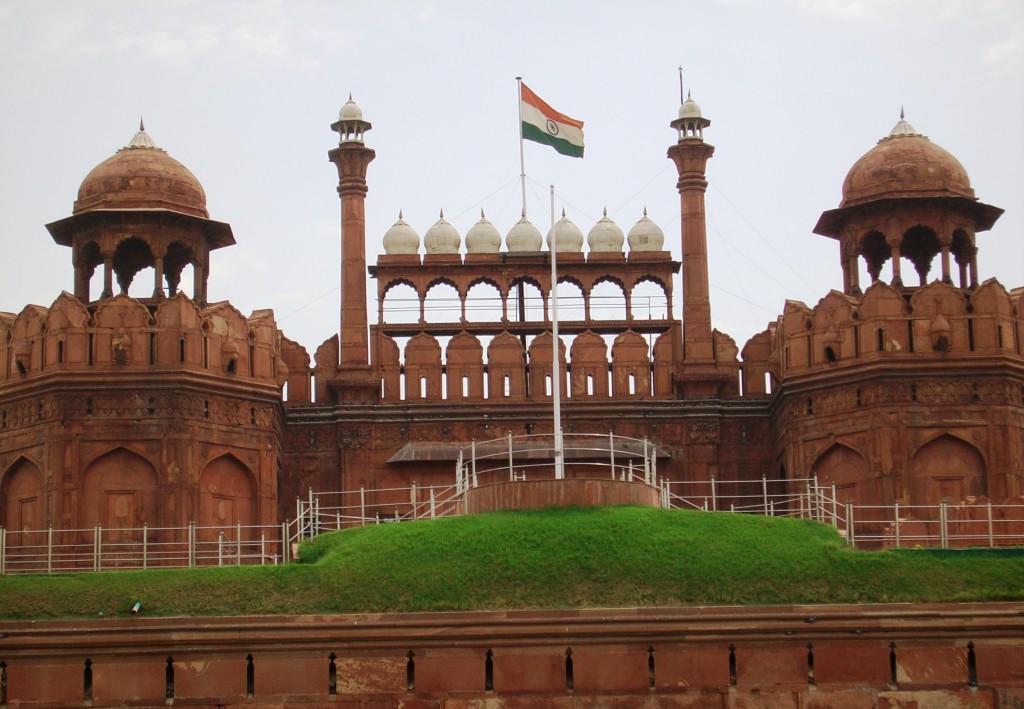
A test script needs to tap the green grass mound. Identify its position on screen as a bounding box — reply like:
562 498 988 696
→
0 506 1021 619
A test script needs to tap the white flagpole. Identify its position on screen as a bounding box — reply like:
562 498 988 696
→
516 77 527 216
550 184 564 480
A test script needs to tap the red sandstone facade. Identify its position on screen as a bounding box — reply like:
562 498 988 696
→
1 95 1022 535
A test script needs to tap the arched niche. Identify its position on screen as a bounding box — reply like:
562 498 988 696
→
910 434 985 504
810 443 873 505
1 457 44 534
80 448 159 538
199 455 257 537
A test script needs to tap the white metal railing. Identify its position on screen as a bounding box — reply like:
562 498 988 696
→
0 522 289 575
455 432 661 493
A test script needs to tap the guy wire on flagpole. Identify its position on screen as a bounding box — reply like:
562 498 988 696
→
550 183 564 479
516 77 527 216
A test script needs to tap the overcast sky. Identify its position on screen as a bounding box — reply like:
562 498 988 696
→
1 0 1021 355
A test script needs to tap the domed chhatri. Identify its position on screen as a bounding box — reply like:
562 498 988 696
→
505 213 543 252
74 122 208 219
627 208 665 252
339 94 364 122
841 111 974 208
423 210 461 254
382 210 420 255
587 208 625 252
332 93 372 143
546 210 584 253
465 210 502 254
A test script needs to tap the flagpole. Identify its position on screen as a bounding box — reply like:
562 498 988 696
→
550 184 564 480
516 76 527 216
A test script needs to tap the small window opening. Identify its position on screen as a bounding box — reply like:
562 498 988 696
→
935 335 950 352
248 344 255 376
88 333 95 366
877 328 885 352
84 659 93 701
629 373 637 395
202 336 209 368
203 400 210 418
503 375 511 397
86 397 93 415
178 337 186 363
250 407 256 425
648 646 656 689
57 340 64 364
728 644 737 686
972 382 980 402
856 388 862 407
328 653 337 695
967 642 977 687
462 376 469 397
420 376 427 399
806 398 813 415
854 325 861 357
165 656 174 700
35 402 42 421
149 332 155 365
824 345 837 363
1 410 6 429
889 643 898 687
587 374 594 396
484 649 494 692
114 347 127 365
406 651 415 692
907 320 915 353
226 359 237 375
807 643 815 685
148 397 155 416
545 374 552 396
565 648 574 690
968 319 975 351
246 654 254 697
911 384 918 402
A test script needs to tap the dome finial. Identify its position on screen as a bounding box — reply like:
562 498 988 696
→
398 209 403 219
900 105 905 120
139 117 145 132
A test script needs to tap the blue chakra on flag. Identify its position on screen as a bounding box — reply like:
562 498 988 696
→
546 119 559 136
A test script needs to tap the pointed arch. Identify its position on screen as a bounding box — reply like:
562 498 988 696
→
81 448 159 537
910 434 985 504
1 456 44 534
199 454 257 535
810 443 873 505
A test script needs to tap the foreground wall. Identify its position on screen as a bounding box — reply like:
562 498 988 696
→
1 603 1022 707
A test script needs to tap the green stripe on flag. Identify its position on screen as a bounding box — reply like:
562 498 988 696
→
522 122 584 158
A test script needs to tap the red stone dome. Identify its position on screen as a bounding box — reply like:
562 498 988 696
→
840 118 974 208
74 126 208 218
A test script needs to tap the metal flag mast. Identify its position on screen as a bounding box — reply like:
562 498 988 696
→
516 76 565 480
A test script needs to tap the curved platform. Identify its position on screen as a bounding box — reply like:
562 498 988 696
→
464 477 661 514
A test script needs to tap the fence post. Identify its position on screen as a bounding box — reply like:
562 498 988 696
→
281 521 289 563
609 431 615 478
894 502 901 548
643 439 650 485
260 532 266 565
188 522 196 568
295 496 302 539
471 441 477 487
47 526 53 574
237 522 242 565
508 432 514 481
845 502 855 547
218 532 224 567
940 502 948 549
430 489 436 519
142 524 148 569
360 486 366 526
987 497 995 549
761 476 769 515
805 482 813 520
831 484 838 528
95 525 102 572
0 526 5 575
411 481 418 520
710 476 717 512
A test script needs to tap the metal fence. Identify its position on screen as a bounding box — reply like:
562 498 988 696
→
0 522 289 575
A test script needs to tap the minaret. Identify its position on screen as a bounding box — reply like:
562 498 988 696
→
667 92 730 397
328 96 375 370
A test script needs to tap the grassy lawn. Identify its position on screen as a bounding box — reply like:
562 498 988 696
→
0 506 1021 619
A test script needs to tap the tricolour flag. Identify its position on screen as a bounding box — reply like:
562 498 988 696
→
520 82 585 158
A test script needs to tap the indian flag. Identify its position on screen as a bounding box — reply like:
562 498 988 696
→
520 82 585 158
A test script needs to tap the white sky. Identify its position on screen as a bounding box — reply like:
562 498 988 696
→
1 0 1021 355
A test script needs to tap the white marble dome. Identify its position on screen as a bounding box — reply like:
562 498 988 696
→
627 208 665 251
546 211 584 253
465 210 502 253
339 95 363 121
423 210 461 254
587 208 624 252
382 211 420 255
678 92 702 121
505 214 543 251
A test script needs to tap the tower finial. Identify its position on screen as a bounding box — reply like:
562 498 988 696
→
139 117 145 132
900 105 905 120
